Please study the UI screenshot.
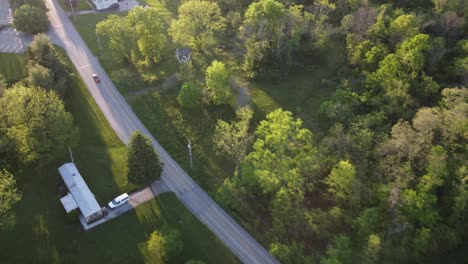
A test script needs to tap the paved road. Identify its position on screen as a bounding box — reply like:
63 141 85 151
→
44 1 279 263
0 0 13 25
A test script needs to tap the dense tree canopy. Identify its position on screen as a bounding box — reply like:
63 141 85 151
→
147 230 166 263
178 81 201 108
240 0 336 77
27 34 72 97
13 4 49 34
0 169 22 230
127 7 167 65
246 108 317 194
97 7 166 65
96 15 136 63
204 60 232 105
0 74 6 97
126 130 163 185
27 63 53 89
147 228 182 263
213 107 253 167
241 0 308 76
169 0 226 51
0 85 78 165
211 1 468 262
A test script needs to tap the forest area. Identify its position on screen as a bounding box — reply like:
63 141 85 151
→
171 0 467 263
1 0 467 263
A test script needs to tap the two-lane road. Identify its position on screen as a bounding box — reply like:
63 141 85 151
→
45 1 279 263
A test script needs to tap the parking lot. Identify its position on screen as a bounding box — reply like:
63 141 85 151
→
0 27 33 53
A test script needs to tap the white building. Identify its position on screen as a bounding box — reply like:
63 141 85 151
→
92 0 118 11
176 47 191 63
59 163 104 224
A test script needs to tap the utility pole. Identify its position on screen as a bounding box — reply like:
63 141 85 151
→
68 146 75 164
187 140 192 169
96 31 103 58
69 0 76 20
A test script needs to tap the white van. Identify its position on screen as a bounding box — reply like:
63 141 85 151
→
108 193 129 209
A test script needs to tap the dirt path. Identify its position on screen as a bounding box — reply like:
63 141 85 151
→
128 180 171 207
230 78 251 107
124 73 179 99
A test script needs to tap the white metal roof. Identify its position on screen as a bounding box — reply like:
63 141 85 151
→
58 163 101 218
60 193 78 213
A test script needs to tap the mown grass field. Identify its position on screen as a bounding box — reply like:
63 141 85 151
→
0 52 238 263
58 0 93 12
0 52 27 84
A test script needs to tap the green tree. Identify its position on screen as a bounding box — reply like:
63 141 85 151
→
178 60 194 82
204 60 232 105
178 81 201 108
270 187 308 237
27 34 72 97
169 0 226 51
306 207 344 240
127 7 167 65
452 166 468 221
323 160 360 212
387 14 419 45
147 230 166 263
0 169 22 230
367 34 438 117
308 0 336 46
437 87 468 152
0 74 6 97
270 241 312 264
241 0 314 76
450 40 468 85
352 207 383 239
321 235 353 264
126 130 164 185
364 234 381 263
246 108 317 194
13 5 50 34
96 15 137 63
433 0 468 15
27 63 53 89
0 85 78 164
213 107 253 167
9 0 47 11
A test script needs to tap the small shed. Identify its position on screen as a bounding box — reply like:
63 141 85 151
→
176 47 191 63
58 163 103 224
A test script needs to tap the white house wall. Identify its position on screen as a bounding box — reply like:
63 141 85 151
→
93 0 118 10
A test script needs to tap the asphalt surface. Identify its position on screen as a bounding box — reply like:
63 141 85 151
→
44 1 279 263
0 0 12 25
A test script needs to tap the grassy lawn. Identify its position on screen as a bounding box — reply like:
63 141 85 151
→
250 42 347 134
0 53 27 84
136 0 180 17
58 0 93 12
0 52 238 263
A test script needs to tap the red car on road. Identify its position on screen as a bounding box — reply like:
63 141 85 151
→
92 74 101 83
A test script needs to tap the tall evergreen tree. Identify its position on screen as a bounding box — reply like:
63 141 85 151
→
126 130 164 185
